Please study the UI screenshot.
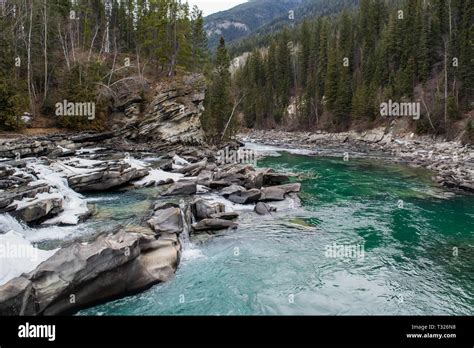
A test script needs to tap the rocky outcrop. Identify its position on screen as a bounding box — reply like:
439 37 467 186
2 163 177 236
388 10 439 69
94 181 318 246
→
116 74 206 145
0 182 51 213
64 160 149 193
0 229 180 315
11 196 63 224
0 132 117 160
0 139 58 159
0 162 90 225
0 136 307 314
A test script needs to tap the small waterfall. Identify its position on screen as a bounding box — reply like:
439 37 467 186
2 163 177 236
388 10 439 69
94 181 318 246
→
26 162 89 225
0 213 28 234
178 201 203 261
0 215 59 285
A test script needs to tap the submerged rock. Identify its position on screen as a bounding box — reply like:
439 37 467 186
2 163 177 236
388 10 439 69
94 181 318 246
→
254 202 276 215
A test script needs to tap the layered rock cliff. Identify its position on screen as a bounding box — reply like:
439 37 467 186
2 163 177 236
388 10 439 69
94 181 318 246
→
113 74 206 145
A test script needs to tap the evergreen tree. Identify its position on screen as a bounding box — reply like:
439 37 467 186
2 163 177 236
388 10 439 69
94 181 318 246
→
202 37 232 144
191 6 208 72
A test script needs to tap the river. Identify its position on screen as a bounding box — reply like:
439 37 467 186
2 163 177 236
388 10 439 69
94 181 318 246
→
77 151 474 315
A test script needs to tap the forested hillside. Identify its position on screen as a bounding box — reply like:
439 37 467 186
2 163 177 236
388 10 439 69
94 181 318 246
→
234 0 473 141
227 0 359 56
204 0 307 51
0 0 208 131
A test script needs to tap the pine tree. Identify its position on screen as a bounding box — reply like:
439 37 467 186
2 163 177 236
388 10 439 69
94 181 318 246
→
203 37 232 144
191 6 208 72
325 41 339 115
275 29 292 122
299 20 311 88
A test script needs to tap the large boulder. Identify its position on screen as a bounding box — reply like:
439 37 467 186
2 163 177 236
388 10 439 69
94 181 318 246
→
0 230 180 315
191 199 225 221
228 188 262 204
262 172 290 186
220 184 245 197
260 183 301 202
162 181 197 196
11 196 63 224
67 161 149 192
196 170 213 186
178 159 207 176
192 218 238 232
0 183 51 212
147 207 183 234
209 175 247 189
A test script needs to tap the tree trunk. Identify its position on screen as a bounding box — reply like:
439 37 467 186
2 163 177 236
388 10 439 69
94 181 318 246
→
443 37 448 124
27 0 34 113
43 0 48 101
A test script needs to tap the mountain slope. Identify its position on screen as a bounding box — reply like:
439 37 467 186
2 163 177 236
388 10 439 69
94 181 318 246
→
204 0 308 50
228 0 359 56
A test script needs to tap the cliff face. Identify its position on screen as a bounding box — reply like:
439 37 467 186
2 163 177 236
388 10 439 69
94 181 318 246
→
114 74 206 145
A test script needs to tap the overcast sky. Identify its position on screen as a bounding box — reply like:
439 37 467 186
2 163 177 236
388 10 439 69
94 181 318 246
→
186 0 248 16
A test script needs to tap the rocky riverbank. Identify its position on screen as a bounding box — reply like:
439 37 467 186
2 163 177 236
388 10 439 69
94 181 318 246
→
0 71 303 314
239 128 474 193
0 134 301 315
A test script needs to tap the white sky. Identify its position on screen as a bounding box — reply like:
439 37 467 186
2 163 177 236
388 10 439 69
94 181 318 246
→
186 0 248 16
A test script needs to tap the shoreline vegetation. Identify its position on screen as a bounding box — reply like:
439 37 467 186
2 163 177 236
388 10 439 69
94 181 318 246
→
239 128 474 194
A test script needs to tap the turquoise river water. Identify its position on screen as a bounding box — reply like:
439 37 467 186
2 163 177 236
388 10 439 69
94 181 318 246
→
79 152 474 315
